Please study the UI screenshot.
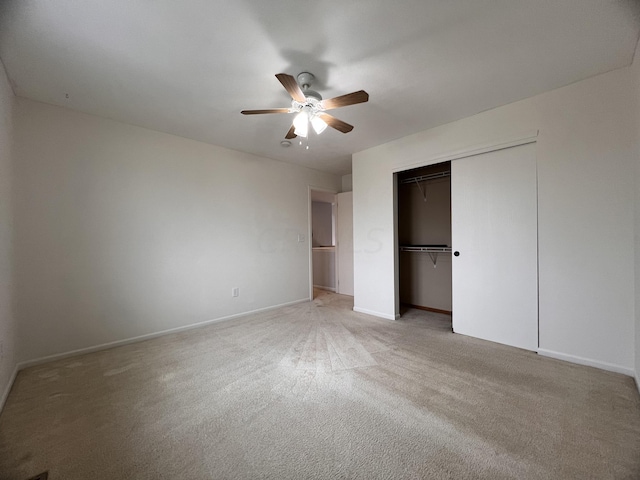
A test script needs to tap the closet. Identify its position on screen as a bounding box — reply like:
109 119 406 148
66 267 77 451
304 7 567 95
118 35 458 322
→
395 142 538 352
397 162 452 315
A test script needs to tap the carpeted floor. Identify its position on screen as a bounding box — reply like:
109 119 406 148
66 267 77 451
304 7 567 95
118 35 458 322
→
1 290 639 479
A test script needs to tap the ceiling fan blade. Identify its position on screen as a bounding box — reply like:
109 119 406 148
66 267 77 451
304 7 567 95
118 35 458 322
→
320 90 369 110
285 125 297 139
241 108 290 115
276 73 306 103
318 113 354 133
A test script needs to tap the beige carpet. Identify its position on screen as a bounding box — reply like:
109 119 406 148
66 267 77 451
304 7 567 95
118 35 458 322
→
1 290 639 479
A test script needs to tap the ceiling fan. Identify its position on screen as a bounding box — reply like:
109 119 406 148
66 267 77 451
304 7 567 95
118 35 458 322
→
241 72 369 140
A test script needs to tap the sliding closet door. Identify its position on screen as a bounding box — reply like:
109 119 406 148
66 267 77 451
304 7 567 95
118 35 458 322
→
451 143 538 351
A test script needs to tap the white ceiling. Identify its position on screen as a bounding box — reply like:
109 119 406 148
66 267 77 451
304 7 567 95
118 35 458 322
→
1 1 639 176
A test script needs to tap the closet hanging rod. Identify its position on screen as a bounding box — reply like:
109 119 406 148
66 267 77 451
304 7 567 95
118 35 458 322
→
400 171 450 185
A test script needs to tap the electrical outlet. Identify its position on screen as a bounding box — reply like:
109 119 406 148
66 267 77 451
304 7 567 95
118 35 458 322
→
297 234 305 243
232 287 239 297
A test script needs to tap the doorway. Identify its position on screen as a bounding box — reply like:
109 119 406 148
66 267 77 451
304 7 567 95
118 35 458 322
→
310 189 337 299
309 187 355 299
396 162 452 317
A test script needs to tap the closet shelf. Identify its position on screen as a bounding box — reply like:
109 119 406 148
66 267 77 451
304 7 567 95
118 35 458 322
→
400 245 451 253
399 171 450 185
400 245 451 267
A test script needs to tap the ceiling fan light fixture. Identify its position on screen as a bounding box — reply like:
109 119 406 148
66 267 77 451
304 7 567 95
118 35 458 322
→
311 115 328 134
293 109 309 137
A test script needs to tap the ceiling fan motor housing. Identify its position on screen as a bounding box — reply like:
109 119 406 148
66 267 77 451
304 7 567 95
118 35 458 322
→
297 72 315 89
297 72 322 101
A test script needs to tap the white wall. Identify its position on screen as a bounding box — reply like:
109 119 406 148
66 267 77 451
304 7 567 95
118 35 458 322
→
312 249 335 290
13 98 340 363
336 191 354 296
353 156 398 320
0 60 16 406
341 174 353 192
354 65 637 374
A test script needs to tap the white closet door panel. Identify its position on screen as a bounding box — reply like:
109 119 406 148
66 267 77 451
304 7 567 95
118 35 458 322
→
451 143 538 351
337 192 354 296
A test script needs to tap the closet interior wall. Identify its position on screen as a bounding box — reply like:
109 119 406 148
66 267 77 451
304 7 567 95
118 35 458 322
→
397 162 452 313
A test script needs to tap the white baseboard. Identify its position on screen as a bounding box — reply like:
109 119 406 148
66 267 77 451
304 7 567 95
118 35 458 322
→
537 348 635 377
353 306 400 321
313 285 336 292
18 298 310 370
1 364 19 412
635 372 640 396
